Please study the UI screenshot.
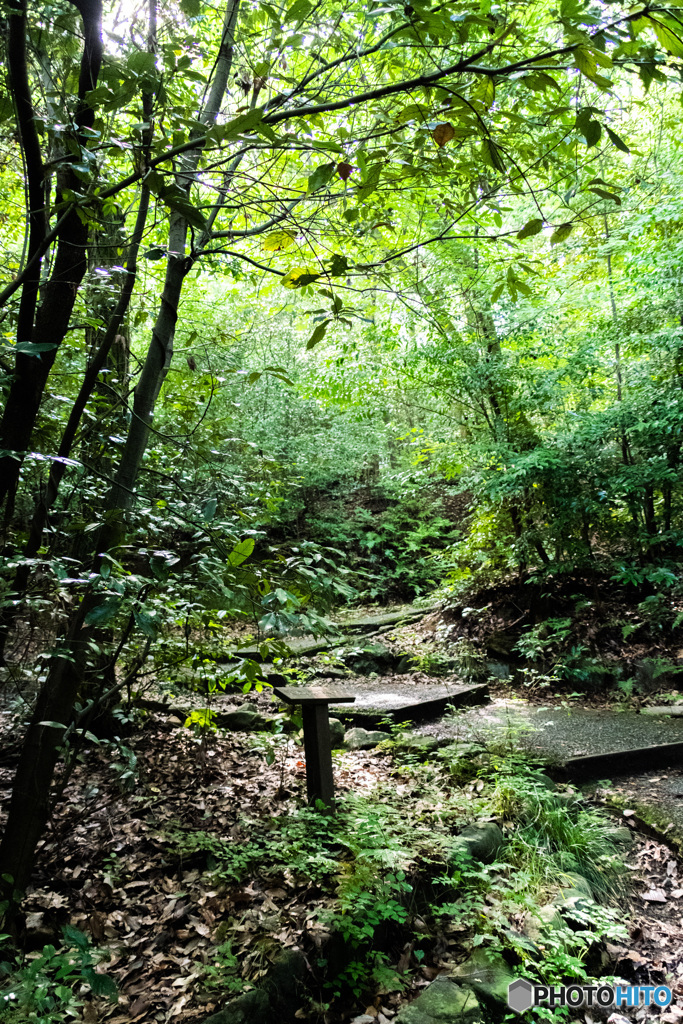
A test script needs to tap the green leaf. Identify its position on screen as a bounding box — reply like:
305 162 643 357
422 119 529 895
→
327 253 349 276
604 125 630 153
481 138 506 173
588 187 621 205
282 266 321 288
133 609 158 636
648 17 683 58
307 162 335 193
285 0 312 23
62 924 90 951
227 538 255 566
396 103 430 124
202 497 218 521
262 230 296 252
127 52 156 77
517 218 543 240
491 282 505 303
582 119 602 148
306 321 330 349
221 109 264 140
84 597 122 625
356 163 382 199
180 0 201 14
550 222 573 245
83 966 118 1000
15 341 59 357
156 185 207 230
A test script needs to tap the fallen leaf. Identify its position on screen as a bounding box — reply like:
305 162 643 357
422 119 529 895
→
642 888 667 902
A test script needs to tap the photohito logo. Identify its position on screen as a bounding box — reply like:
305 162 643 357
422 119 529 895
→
508 979 672 1014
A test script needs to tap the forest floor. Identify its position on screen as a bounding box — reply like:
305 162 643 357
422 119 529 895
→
2 676 683 1022
3 590 683 1023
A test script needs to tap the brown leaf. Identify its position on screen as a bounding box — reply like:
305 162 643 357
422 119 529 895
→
337 162 354 181
642 888 667 902
432 122 455 147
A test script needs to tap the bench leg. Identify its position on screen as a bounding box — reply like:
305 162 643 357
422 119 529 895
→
302 703 335 807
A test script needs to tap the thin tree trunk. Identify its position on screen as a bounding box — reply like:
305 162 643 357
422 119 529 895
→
0 0 103 515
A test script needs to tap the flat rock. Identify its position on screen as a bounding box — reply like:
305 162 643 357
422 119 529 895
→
217 705 270 732
334 605 435 633
642 705 683 717
395 977 482 1024
413 698 683 779
328 681 489 728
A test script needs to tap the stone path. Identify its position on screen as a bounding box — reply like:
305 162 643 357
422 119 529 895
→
414 697 683 763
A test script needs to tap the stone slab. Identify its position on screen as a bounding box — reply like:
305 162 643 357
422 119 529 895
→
326 681 489 728
413 698 683 779
333 605 436 633
273 686 356 706
642 705 683 717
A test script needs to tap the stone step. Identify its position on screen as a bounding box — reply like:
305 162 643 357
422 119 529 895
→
328 681 489 729
333 605 436 633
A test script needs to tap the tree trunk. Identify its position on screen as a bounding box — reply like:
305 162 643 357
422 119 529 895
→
0 0 103 515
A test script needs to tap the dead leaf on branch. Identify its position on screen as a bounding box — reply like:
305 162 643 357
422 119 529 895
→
432 122 455 148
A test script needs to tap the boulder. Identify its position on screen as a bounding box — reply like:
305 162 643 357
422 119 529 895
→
522 903 565 942
203 949 307 1024
450 948 516 1007
559 871 593 897
393 734 442 757
341 643 399 675
329 718 345 748
452 822 504 864
395 977 482 1024
344 727 389 750
217 705 270 732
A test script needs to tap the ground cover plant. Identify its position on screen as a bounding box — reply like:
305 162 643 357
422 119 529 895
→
0 708 660 1023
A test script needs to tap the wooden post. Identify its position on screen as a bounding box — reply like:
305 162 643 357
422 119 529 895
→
273 686 356 808
302 703 334 805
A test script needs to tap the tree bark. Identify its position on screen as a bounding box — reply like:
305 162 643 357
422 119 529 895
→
0 0 103 515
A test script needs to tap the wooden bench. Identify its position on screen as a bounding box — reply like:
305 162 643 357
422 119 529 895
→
273 686 355 807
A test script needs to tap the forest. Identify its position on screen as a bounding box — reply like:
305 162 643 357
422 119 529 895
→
3 0 683 1021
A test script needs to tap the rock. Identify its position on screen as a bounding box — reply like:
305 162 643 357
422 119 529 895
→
642 704 683 717
218 705 270 732
344 727 389 750
341 643 399 675
203 949 307 1024
452 822 504 864
450 948 516 1006
611 826 634 847
393 734 442 757
559 871 593 897
395 977 482 1024
203 988 270 1023
485 661 511 680
329 718 345 748
522 903 564 942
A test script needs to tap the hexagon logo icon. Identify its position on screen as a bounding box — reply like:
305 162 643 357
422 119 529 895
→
508 978 534 1014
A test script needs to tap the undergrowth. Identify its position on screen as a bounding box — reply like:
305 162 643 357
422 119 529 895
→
163 747 631 1018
